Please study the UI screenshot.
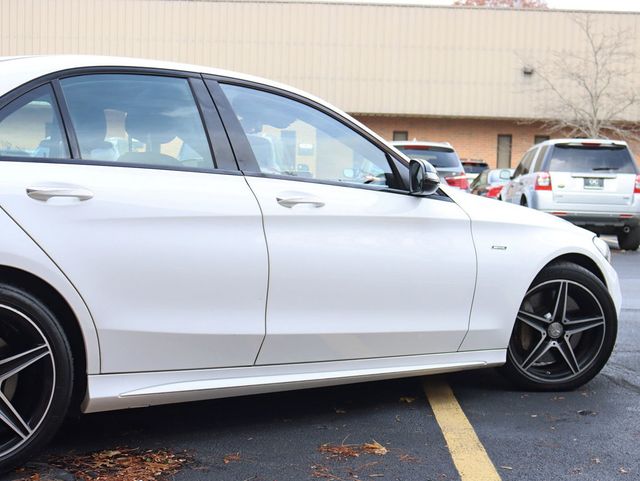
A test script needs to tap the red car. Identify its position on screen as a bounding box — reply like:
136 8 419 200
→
470 168 514 198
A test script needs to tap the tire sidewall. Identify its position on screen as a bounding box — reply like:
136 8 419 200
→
503 263 618 391
0 284 74 471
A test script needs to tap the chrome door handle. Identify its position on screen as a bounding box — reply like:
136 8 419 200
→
27 186 94 202
276 196 325 208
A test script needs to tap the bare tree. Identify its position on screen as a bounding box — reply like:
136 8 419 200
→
532 14 640 141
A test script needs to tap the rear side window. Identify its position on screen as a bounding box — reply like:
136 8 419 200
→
532 146 548 172
548 145 638 174
395 146 461 169
60 74 214 170
513 149 535 177
0 85 69 159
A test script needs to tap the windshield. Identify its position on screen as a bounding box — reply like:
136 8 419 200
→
548 145 638 174
395 146 461 169
463 163 488 174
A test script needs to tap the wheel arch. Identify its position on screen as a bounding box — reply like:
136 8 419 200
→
543 253 606 287
0 265 89 413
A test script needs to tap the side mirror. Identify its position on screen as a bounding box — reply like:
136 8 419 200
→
409 158 440 195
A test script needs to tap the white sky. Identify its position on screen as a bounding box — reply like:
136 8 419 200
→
313 0 640 12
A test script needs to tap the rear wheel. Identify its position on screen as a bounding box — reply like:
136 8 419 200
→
503 263 617 391
617 226 640 251
520 197 528 207
0 284 73 472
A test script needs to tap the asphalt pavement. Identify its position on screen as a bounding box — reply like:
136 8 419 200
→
5 246 639 481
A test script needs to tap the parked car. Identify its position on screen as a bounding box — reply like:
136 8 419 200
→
501 139 640 250
391 141 469 190
0 57 621 470
461 159 490 181
470 168 514 198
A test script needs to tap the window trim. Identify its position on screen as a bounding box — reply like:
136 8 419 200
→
0 82 72 161
0 66 238 175
204 75 410 190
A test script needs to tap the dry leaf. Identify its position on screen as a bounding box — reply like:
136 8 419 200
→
47 447 190 481
311 465 342 479
223 452 241 464
361 441 388 456
319 443 360 459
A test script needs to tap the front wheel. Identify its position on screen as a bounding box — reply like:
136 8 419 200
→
502 263 617 391
0 284 74 472
617 226 640 251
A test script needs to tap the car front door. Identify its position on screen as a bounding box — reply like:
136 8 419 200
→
0 73 268 373
213 82 477 365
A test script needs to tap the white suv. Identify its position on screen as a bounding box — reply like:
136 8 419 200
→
502 139 640 250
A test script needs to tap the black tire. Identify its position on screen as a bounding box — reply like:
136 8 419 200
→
520 196 528 207
0 284 74 473
502 262 617 391
617 226 640 251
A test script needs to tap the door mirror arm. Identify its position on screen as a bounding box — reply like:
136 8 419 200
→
409 158 440 196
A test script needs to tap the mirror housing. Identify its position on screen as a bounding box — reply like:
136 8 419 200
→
409 158 440 195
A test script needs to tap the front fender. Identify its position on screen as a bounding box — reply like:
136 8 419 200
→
442 189 620 352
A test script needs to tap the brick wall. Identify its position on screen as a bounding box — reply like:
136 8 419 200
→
355 115 640 169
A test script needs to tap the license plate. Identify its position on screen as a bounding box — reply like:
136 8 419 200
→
584 177 604 189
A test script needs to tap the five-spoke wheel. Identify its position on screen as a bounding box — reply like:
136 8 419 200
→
504 263 617 390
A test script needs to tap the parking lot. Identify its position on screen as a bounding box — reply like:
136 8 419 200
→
4 242 637 481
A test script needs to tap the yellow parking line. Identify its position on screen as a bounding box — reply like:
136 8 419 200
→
424 377 502 481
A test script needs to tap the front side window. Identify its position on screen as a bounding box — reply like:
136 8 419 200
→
0 85 69 159
221 84 394 187
60 74 214 170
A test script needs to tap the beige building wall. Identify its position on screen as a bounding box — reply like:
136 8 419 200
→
1 0 639 121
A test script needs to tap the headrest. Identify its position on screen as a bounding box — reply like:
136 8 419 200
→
125 111 177 146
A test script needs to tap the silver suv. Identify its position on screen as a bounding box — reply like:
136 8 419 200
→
502 139 640 250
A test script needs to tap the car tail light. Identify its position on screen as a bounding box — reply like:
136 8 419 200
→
486 185 503 198
634 174 640 194
535 172 552 191
445 173 469 190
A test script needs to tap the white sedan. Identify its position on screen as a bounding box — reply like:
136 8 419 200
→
0 56 620 470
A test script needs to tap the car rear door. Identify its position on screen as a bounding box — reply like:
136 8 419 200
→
0 72 268 373
211 81 477 365
547 143 638 210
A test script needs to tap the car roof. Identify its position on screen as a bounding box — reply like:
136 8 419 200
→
534 138 628 148
0 55 400 161
390 140 454 151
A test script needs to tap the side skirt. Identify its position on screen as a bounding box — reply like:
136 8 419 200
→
83 349 506 413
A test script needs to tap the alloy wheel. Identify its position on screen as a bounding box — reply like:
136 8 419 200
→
508 280 606 384
0 304 55 459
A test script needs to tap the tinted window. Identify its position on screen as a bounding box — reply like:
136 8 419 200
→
462 162 489 174
221 84 394 187
514 149 535 177
548 145 638 174
532 145 548 172
395 147 461 169
0 85 69 159
60 75 214 170
488 169 513 184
